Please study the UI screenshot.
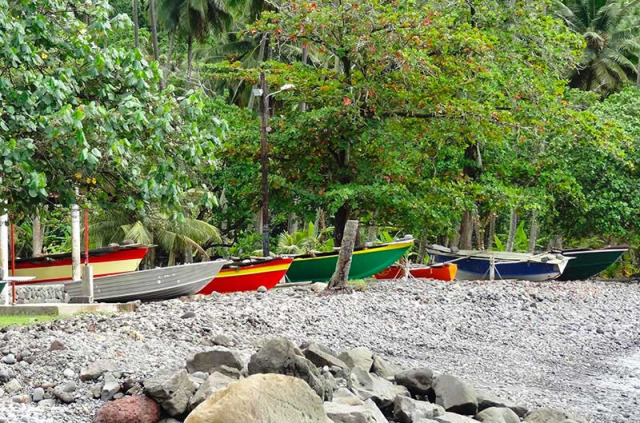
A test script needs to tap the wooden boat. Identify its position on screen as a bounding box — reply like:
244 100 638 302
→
285 237 414 283
198 257 293 294
12 244 149 285
374 263 457 281
65 260 229 302
555 246 628 280
426 244 571 281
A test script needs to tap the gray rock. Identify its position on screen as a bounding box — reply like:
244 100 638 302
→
11 394 30 403
144 368 195 416
332 388 366 406
339 347 374 371
351 366 410 409
434 412 476 423
304 342 349 370
101 373 121 401
395 368 434 397
192 371 209 380
32 387 45 402
159 419 182 423
210 364 242 379
80 359 117 381
57 382 76 393
371 355 400 378
52 388 75 404
4 379 21 394
212 333 234 347
181 311 196 318
186 349 243 373
2 354 16 365
189 371 235 410
394 396 445 422
0 368 10 382
476 407 520 423
433 375 477 415
324 398 389 423
49 340 65 351
524 408 585 423
248 336 333 400
257 285 268 292
63 368 75 379
476 390 527 417
38 399 56 407
90 383 102 399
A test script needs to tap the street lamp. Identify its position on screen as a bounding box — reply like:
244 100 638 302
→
256 72 295 257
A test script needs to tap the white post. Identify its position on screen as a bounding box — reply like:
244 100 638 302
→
81 265 94 303
71 203 81 282
489 253 495 281
0 212 8 305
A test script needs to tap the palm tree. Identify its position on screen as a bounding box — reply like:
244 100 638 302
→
555 0 640 96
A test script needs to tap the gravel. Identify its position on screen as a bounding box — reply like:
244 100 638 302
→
0 279 638 423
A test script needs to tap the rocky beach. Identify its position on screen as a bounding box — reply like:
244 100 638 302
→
0 279 638 423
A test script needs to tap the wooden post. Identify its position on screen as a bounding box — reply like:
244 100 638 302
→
327 220 359 290
528 210 538 253
71 204 81 281
259 71 270 257
32 213 43 256
506 209 517 252
486 212 496 250
0 212 8 305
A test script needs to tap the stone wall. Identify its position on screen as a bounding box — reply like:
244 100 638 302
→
15 285 66 304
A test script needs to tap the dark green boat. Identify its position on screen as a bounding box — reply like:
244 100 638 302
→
556 247 628 280
285 238 414 283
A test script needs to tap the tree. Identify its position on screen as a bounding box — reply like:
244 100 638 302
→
555 0 640 97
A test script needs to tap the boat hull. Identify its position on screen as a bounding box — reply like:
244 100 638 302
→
429 253 564 281
13 246 149 285
199 257 293 294
66 260 228 302
285 240 414 283
556 248 628 280
374 264 457 281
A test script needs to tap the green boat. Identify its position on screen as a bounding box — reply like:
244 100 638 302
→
285 238 414 283
556 247 628 281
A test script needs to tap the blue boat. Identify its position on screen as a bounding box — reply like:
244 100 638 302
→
426 245 571 281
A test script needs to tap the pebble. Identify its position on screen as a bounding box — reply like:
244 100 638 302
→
3 354 16 364
63 369 75 379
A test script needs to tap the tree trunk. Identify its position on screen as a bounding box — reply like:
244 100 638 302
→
333 204 350 246
32 214 43 256
187 35 193 88
164 31 175 86
288 213 298 235
149 0 159 61
637 56 640 89
184 244 193 264
486 212 496 250
132 0 140 49
418 232 428 264
473 209 485 250
506 209 517 252
327 220 358 290
449 220 461 249
528 210 538 253
315 209 326 234
248 34 270 110
300 44 308 112
548 235 563 250
458 210 473 250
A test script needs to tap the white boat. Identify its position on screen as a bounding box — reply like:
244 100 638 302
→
65 260 229 302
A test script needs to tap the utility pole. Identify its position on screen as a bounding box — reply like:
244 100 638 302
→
259 71 270 257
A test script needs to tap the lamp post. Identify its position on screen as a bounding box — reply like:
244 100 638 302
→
253 72 295 257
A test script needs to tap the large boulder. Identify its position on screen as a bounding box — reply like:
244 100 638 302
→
395 368 434 397
324 399 388 423
524 408 585 423
393 396 445 423
432 375 477 416
339 347 374 371
476 390 527 418
248 337 333 400
475 407 520 423
186 349 243 373
371 355 400 379
93 395 161 423
304 343 350 370
351 366 410 409
434 413 477 423
144 369 195 416
189 372 235 410
185 374 331 423
80 359 117 381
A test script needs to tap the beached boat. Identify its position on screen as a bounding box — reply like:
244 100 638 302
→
555 246 628 280
426 245 571 281
12 244 149 285
198 257 293 294
374 263 457 281
65 260 229 302
285 237 414 283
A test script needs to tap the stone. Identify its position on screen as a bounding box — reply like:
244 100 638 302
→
351 366 410 409
53 388 75 404
192 371 208 380
159 419 182 423
434 412 476 423
257 285 268 293
4 379 21 393
395 368 434 397
32 387 45 402
371 355 400 378
476 407 520 423
524 408 584 423
305 342 349 370
12 394 30 403
393 396 445 422
80 359 117 381
49 340 65 351
248 336 333 400
324 398 389 423
210 364 242 379
57 381 77 393
186 349 243 373
476 390 527 418
101 373 121 401
38 399 56 407
339 347 374 371
181 311 196 319
212 334 233 347
93 395 162 423
63 368 76 379
332 388 365 406
433 375 477 415
189 371 235 410
144 368 195 416
2 354 16 364
185 374 330 423
0 368 10 382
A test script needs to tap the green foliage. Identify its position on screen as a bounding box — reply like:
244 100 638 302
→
276 222 334 254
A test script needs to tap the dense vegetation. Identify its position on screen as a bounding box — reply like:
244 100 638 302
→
2 0 640 274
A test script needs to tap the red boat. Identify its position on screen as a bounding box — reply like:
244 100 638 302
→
198 257 293 294
374 263 457 281
12 244 149 285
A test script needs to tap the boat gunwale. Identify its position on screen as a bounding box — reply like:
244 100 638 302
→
15 244 152 264
286 239 414 262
